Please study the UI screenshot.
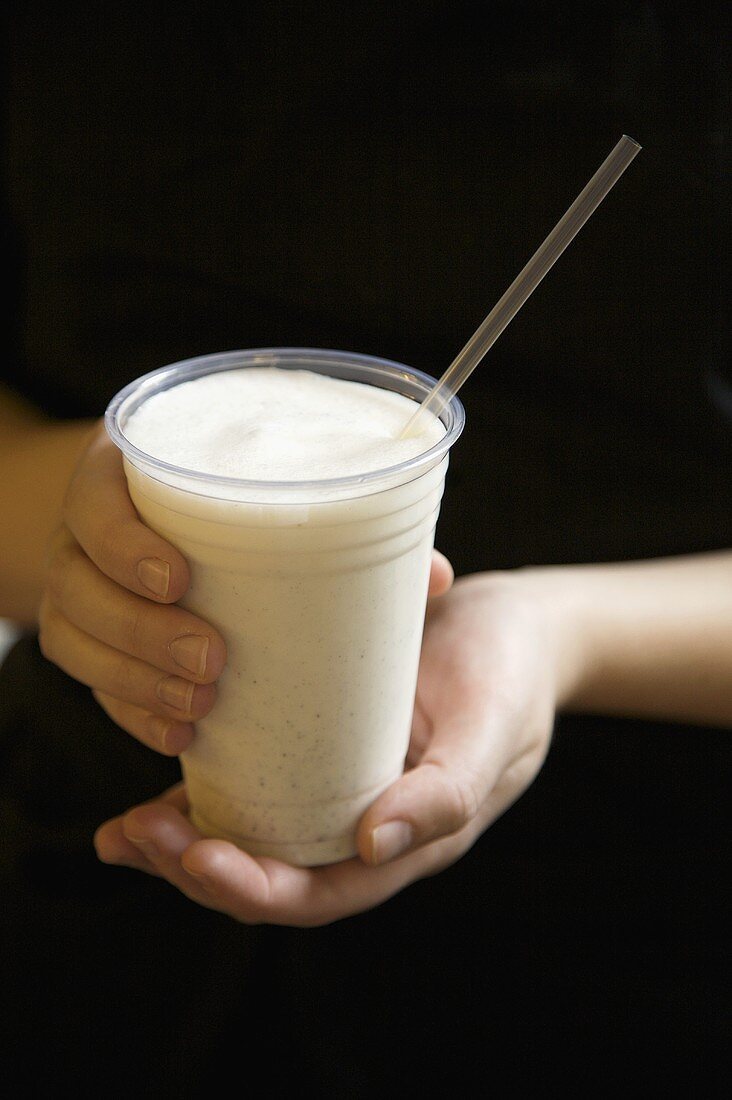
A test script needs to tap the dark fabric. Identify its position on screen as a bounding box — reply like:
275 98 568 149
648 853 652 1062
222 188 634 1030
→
1 2 729 1093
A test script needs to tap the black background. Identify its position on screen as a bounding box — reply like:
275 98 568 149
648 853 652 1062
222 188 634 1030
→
1 2 729 1094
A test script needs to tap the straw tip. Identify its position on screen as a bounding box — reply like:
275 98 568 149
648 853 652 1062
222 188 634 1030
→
621 134 642 150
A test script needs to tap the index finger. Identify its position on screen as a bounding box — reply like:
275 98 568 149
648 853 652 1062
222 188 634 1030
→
63 424 190 603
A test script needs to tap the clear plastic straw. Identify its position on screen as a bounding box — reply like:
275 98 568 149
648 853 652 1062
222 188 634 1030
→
400 134 641 438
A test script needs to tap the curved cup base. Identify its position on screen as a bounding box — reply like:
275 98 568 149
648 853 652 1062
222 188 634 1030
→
189 807 358 867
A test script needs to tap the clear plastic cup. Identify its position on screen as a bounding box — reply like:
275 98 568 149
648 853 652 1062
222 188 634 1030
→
106 348 465 866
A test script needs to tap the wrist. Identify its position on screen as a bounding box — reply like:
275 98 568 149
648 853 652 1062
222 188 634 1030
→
506 565 597 710
0 416 98 623
456 567 590 711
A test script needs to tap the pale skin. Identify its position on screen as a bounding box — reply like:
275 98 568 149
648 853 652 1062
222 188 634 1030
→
2 384 731 927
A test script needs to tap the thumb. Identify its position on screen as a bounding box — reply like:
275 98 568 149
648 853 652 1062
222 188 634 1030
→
427 549 454 598
356 713 506 867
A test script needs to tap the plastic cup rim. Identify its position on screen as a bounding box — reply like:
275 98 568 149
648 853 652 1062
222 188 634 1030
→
104 346 466 494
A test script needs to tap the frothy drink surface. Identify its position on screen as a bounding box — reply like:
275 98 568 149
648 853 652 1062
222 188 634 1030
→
124 367 444 482
122 366 446 865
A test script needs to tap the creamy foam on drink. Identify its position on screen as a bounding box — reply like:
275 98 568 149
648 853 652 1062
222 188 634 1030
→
118 362 450 866
124 367 444 481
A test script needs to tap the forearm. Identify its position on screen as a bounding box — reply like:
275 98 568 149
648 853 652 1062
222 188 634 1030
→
519 552 732 728
0 389 97 623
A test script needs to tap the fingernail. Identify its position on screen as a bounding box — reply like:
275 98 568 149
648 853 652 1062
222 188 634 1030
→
137 557 170 598
157 675 195 714
149 715 173 751
150 716 192 755
185 868 214 893
169 634 209 677
371 820 413 865
126 835 159 859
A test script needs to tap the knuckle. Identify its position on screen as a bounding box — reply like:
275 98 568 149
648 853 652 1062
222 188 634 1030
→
111 651 138 699
61 474 80 520
45 541 76 606
43 525 69 571
93 513 144 583
93 517 123 573
440 766 481 832
125 602 149 658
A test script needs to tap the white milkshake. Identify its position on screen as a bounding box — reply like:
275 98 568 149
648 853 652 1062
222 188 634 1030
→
106 349 464 866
